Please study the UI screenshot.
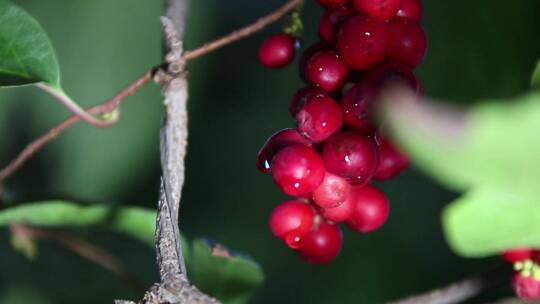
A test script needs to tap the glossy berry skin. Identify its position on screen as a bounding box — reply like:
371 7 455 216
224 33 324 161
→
290 86 329 117
318 5 354 43
374 137 410 180
352 0 402 21
347 185 389 233
269 201 315 249
272 145 326 196
317 0 349 7
341 81 380 132
385 18 427 68
296 93 343 143
298 222 343 264
257 128 313 173
396 0 423 22
258 34 296 69
320 192 354 223
305 51 350 92
513 272 540 301
337 16 386 71
364 62 421 95
322 131 379 185
299 42 330 82
313 172 351 208
502 248 533 263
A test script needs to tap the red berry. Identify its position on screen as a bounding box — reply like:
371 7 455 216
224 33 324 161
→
298 222 343 264
341 81 380 132
337 16 386 70
269 201 315 249
272 145 326 196
296 93 343 143
299 42 330 82
374 137 410 180
318 5 354 43
258 34 296 69
502 248 533 263
305 51 350 92
317 0 349 7
364 62 421 94
352 0 402 20
347 185 390 233
385 18 427 68
322 131 379 184
513 272 540 301
257 128 313 173
320 192 354 223
290 86 329 117
313 172 351 208
396 0 423 22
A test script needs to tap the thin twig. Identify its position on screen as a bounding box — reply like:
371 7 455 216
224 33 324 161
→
0 0 302 184
36 83 117 128
182 0 304 61
0 69 155 181
388 265 512 304
10 224 145 292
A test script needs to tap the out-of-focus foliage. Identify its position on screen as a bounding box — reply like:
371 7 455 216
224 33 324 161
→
0 0 539 303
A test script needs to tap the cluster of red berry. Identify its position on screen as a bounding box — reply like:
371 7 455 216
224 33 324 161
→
257 0 426 264
502 248 540 300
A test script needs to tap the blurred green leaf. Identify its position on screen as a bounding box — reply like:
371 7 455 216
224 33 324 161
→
0 201 155 245
0 1 60 87
382 90 540 257
532 59 540 90
191 239 264 304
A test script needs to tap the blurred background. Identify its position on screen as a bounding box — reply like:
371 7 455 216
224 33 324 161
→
1 0 540 303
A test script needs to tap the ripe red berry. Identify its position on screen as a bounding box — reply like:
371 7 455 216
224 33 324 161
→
257 128 313 173
351 0 402 21
317 0 349 7
298 222 343 264
513 272 540 301
299 42 329 82
305 51 350 93
272 145 326 196
313 172 351 208
269 201 315 249
296 93 343 143
396 0 423 22
385 18 427 68
364 62 422 94
502 248 534 263
347 185 390 233
320 192 354 223
337 16 386 70
258 34 296 69
322 131 379 184
341 81 380 132
290 86 329 117
318 5 354 43
374 137 410 180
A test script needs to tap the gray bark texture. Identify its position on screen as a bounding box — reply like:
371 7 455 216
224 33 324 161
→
115 1 219 303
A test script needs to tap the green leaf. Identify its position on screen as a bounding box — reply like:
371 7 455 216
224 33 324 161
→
381 89 540 257
532 59 540 90
0 1 60 87
191 239 264 304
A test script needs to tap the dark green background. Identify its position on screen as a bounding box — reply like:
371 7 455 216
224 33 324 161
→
1 0 539 303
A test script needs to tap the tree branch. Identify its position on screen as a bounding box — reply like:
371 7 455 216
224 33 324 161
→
0 0 302 187
388 265 512 304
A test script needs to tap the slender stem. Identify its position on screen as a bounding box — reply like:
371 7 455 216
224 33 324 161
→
36 83 117 128
388 265 512 304
0 0 302 183
183 0 304 61
10 224 145 292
